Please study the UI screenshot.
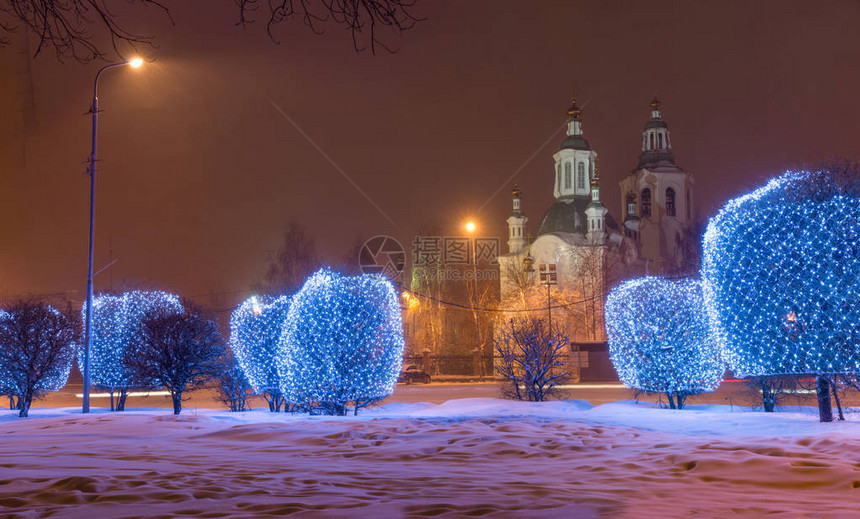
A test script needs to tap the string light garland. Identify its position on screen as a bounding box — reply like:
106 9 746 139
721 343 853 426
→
229 294 292 395
605 277 724 404
0 309 13 396
277 269 405 415
79 291 183 393
702 170 860 377
0 304 76 395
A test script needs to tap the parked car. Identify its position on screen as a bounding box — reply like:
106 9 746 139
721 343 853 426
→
398 365 431 384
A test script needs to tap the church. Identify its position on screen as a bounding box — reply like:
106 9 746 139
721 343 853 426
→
498 98 695 342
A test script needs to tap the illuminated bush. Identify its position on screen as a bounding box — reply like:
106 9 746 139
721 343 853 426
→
0 301 78 417
79 291 182 410
278 269 405 415
702 170 860 378
605 277 723 409
229 294 292 411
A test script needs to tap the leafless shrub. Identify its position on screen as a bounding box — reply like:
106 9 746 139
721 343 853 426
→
494 317 571 402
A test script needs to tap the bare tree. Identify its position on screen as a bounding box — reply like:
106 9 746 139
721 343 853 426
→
256 221 321 296
408 222 445 359
236 0 422 54
0 0 422 61
129 302 225 414
216 354 252 412
0 301 78 417
464 263 497 379
494 317 571 402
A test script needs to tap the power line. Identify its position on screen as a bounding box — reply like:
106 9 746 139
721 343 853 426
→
395 273 697 314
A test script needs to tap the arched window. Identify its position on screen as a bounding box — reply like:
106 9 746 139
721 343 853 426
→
564 162 572 190
658 133 664 148
556 164 561 191
649 133 654 149
577 162 586 189
641 188 651 218
666 187 676 217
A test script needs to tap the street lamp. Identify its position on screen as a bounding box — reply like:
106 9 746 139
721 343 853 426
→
464 220 483 379
81 57 144 414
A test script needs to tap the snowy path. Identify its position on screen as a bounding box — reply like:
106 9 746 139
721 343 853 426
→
0 400 858 518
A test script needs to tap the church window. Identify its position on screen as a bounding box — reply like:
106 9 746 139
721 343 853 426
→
666 187 676 217
556 164 561 190
658 133 664 149
577 162 586 189
641 188 652 217
649 133 654 149
564 162 572 189
538 263 557 285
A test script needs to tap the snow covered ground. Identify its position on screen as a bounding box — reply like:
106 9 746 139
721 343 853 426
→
1 399 858 518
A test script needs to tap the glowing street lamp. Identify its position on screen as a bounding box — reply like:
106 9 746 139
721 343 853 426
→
81 57 145 414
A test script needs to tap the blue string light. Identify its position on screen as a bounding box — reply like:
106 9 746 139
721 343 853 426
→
0 304 75 394
79 291 182 392
605 277 724 396
229 294 292 395
702 170 860 376
277 269 405 413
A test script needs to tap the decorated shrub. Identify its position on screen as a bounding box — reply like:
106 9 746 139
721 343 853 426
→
701 167 860 420
278 269 404 415
606 276 723 409
229 294 292 411
79 291 182 410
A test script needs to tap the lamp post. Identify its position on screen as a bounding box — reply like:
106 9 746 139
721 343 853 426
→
464 220 483 379
82 57 144 414
523 252 555 331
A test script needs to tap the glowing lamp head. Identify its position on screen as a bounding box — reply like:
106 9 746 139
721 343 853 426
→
128 58 144 68
465 221 476 233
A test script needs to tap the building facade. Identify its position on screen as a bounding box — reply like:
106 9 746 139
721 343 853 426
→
499 98 695 342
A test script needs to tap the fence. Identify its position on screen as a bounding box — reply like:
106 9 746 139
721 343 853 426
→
404 344 618 382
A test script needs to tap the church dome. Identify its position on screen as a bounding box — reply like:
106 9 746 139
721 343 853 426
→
637 149 677 169
644 119 668 130
560 134 591 151
537 197 619 235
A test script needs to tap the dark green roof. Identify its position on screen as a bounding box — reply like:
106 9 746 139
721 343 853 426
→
537 197 619 236
644 119 668 130
560 135 591 151
637 150 677 169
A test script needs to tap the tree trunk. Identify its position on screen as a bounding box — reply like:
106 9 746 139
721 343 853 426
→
171 392 182 415
676 393 686 410
758 377 776 413
830 377 844 421
117 390 128 411
110 390 115 411
815 376 833 422
8 395 13 410
666 393 677 409
18 389 33 418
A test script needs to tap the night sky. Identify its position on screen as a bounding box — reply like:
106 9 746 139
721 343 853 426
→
1 0 859 309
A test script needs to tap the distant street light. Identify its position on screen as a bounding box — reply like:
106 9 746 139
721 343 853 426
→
464 220 484 379
81 58 144 414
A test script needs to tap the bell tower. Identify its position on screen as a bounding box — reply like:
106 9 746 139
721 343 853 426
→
552 100 598 200
619 98 695 274
506 185 528 254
